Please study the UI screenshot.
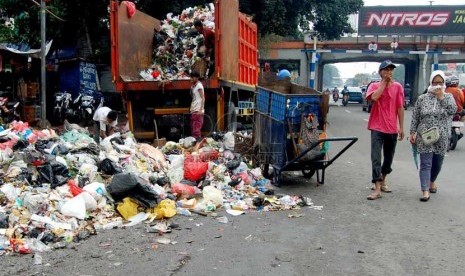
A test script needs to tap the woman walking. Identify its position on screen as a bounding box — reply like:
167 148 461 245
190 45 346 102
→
409 70 456 201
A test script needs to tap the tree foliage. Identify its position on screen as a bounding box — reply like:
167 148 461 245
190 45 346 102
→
322 64 341 88
0 0 363 63
0 0 107 60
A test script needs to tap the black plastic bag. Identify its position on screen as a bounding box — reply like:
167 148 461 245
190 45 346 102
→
13 140 29 150
37 161 69 188
98 158 122 175
107 173 158 208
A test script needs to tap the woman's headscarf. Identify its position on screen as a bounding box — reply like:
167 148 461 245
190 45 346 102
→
427 70 446 94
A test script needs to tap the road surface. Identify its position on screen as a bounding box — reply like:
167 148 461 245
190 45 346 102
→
3 104 465 276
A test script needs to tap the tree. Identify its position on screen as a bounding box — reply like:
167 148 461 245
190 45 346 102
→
0 0 108 61
393 64 405 84
352 73 372 87
323 64 341 88
240 0 364 39
0 0 364 64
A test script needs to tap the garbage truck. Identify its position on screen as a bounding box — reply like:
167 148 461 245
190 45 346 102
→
110 0 258 139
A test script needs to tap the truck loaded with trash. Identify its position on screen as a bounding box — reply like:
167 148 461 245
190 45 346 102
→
110 0 258 140
0 1 358 259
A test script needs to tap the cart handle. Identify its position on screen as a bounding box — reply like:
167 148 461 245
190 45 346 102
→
281 136 358 171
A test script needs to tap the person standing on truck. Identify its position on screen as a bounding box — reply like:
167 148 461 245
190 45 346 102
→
194 19 215 73
93 106 118 144
366 60 405 200
190 71 205 140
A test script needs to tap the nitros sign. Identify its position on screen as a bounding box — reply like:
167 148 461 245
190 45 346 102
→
358 5 465 35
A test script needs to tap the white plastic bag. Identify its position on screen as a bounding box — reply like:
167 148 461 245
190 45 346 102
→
83 182 107 200
60 194 86 220
202 186 223 207
223 132 235 150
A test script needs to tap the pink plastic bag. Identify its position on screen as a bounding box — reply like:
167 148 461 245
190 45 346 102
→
171 183 200 198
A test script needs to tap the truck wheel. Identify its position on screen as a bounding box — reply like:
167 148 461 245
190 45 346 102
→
226 102 237 132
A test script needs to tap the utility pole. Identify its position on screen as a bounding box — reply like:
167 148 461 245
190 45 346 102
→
40 0 46 120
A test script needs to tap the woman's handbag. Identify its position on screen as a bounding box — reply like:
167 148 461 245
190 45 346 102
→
420 127 440 146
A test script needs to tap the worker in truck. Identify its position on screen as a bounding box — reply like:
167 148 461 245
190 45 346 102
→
93 106 118 144
190 71 205 140
194 19 215 75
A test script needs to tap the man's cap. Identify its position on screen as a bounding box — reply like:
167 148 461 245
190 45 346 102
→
379 60 396 71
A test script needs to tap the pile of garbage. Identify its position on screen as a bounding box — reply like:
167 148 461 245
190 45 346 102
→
0 121 315 257
140 3 215 81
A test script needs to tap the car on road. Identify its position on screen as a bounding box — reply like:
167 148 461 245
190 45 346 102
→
344 86 363 104
362 80 380 112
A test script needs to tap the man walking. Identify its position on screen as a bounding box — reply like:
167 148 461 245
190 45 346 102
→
366 60 405 200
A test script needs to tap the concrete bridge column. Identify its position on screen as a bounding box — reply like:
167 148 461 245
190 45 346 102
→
417 54 434 95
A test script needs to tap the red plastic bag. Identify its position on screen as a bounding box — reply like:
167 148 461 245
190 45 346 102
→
184 157 208 182
68 180 83 197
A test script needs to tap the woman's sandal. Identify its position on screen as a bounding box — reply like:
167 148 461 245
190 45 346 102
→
420 196 430 202
429 188 437 193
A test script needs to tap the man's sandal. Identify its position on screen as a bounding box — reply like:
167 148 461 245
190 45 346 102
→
371 186 392 193
367 193 382 200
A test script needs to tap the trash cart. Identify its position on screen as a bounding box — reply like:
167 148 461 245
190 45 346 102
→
253 86 357 186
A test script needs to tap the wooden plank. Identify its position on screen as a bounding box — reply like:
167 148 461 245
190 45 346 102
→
154 108 190 115
117 3 159 81
219 0 239 82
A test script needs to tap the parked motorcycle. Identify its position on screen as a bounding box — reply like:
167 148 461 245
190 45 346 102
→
0 96 20 125
449 113 464 151
78 91 96 126
53 91 73 125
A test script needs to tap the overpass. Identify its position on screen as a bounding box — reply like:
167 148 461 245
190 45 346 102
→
263 34 465 98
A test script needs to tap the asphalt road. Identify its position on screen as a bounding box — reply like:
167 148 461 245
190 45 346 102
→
3 102 465 276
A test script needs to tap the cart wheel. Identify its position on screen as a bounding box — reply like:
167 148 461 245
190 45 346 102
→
302 169 316 178
261 163 270 178
273 171 282 186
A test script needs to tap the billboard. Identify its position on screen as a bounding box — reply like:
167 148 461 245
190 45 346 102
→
358 5 465 35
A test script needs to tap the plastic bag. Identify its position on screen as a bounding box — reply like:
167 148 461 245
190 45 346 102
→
37 161 69 188
171 183 200 198
199 147 219 162
202 186 223 207
223 132 235 150
68 180 83 196
83 182 107 200
167 154 184 184
117 197 139 220
107 173 159 208
98 158 122 175
184 157 208 182
153 199 176 219
60 194 86 219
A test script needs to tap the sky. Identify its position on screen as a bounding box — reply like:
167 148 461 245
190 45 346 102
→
335 0 465 79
